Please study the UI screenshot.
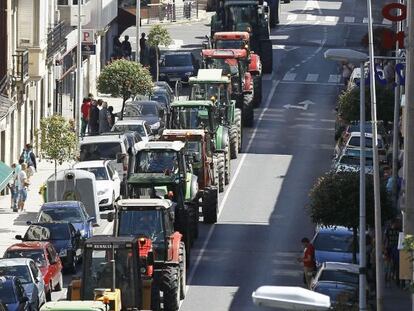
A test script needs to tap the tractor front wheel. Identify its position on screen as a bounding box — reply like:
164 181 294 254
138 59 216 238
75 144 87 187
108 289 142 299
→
179 242 187 299
229 125 238 159
217 153 225 192
161 266 181 311
243 93 254 127
202 187 218 224
253 75 262 108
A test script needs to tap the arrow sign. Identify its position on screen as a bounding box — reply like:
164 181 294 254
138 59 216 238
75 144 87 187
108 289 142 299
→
283 100 315 110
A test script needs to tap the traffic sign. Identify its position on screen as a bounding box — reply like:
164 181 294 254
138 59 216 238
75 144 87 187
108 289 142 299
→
82 43 96 56
82 30 95 43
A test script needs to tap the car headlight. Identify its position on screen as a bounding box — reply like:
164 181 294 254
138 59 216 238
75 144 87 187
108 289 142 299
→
97 188 109 195
150 122 160 129
59 249 67 257
184 72 193 76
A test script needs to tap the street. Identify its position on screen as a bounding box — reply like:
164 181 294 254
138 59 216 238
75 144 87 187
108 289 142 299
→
0 0 398 308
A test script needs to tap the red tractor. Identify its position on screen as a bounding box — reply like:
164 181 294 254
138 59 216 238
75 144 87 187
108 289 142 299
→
210 31 263 107
201 48 255 127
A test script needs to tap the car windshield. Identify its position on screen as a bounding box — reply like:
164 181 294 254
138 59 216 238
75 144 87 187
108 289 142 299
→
0 266 32 284
118 210 164 243
313 231 356 253
150 94 168 105
77 167 108 180
163 54 192 67
319 270 358 285
339 156 373 166
0 281 17 303
348 137 383 149
136 150 178 173
39 208 83 223
314 284 357 305
171 106 210 130
6 250 47 267
216 39 245 49
24 224 70 241
80 143 121 161
112 124 146 137
124 103 159 118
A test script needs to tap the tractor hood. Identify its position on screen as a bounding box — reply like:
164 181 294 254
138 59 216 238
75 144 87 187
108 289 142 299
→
128 173 180 186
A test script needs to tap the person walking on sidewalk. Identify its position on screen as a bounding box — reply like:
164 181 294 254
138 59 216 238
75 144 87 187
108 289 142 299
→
81 97 91 136
7 163 19 211
121 35 132 60
88 100 100 135
99 102 112 134
20 144 36 179
140 33 147 64
297 237 316 289
17 163 29 212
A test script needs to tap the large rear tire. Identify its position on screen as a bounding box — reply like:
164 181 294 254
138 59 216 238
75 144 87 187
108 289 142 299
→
243 93 254 127
253 75 262 108
202 187 218 224
234 108 242 152
179 242 187 299
217 153 225 192
161 266 180 311
229 125 238 159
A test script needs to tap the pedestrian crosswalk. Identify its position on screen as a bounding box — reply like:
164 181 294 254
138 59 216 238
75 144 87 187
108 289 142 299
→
282 14 394 26
280 73 342 85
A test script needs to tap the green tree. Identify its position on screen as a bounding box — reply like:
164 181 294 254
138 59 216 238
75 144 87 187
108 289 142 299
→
337 85 394 124
36 115 78 201
308 171 393 263
147 24 172 81
97 59 153 118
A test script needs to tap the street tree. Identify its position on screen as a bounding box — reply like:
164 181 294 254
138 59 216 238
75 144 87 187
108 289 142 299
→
337 84 394 124
36 115 77 201
147 24 172 81
308 171 393 263
97 59 153 117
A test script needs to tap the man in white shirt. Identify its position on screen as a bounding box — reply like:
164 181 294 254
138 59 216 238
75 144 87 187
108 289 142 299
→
18 163 29 212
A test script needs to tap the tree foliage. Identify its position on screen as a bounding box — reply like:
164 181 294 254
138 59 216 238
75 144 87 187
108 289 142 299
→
337 85 394 124
36 115 77 164
147 24 173 48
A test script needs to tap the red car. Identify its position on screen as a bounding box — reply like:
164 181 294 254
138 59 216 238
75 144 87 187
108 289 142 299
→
4 241 63 301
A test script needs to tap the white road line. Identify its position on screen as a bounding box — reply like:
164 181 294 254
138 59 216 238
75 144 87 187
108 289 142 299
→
325 16 337 23
363 17 368 23
344 16 355 23
187 80 280 286
272 44 285 50
287 14 297 21
269 35 289 40
305 74 319 82
283 73 297 81
280 80 342 86
306 14 317 21
382 18 392 25
328 74 341 83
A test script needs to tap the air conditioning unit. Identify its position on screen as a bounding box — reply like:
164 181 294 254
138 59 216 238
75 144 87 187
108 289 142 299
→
28 48 47 80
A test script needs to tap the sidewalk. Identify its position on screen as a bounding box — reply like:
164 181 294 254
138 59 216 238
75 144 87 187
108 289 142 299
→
384 282 411 310
0 160 72 255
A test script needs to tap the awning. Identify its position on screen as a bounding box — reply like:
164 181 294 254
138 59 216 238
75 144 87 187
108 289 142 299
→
0 161 13 192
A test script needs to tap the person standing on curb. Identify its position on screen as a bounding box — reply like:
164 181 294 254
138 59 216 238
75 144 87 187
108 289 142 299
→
140 33 147 64
17 163 29 213
81 97 91 136
99 102 112 134
88 100 100 135
7 163 18 210
297 237 316 289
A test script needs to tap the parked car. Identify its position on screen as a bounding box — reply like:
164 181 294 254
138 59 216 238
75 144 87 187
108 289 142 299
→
333 148 374 174
311 262 359 289
73 161 121 210
4 242 63 301
0 276 31 311
311 226 357 267
0 258 46 309
123 101 166 134
159 51 200 84
35 201 94 239
16 223 82 273
154 81 175 100
111 119 154 142
311 281 358 309
150 86 173 109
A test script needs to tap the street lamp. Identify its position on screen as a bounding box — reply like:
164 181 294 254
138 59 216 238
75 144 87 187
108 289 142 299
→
324 48 368 311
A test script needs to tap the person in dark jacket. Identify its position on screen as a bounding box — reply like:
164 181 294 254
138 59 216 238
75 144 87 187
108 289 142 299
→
121 35 132 59
88 100 100 135
20 143 37 178
108 106 116 126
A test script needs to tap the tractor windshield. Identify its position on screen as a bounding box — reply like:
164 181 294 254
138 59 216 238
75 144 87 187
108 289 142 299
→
118 210 164 244
205 58 239 77
227 6 257 28
215 39 245 49
136 150 178 174
191 83 228 103
170 106 212 130
82 247 138 307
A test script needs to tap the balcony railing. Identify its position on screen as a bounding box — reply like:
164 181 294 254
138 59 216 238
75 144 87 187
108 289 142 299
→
0 75 8 95
47 22 70 59
12 49 29 84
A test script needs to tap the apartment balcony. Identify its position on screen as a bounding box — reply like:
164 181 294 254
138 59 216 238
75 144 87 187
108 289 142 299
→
57 0 92 27
47 21 72 60
12 49 29 85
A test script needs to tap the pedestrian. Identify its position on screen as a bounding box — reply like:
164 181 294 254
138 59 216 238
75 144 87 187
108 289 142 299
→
383 60 395 89
342 61 353 87
20 143 36 179
140 33 147 64
88 100 100 135
81 97 91 136
99 102 112 134
17 163 29 212
297 237 316 289
121 35 132 59
7 163 18 211
108 106 116 126
97 99 103 110
113 35 122 58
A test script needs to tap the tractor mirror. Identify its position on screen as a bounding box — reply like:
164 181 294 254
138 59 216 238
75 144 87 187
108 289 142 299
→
107 212 114 222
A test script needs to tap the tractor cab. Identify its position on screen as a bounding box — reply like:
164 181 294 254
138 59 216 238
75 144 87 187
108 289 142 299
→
213 31 251 50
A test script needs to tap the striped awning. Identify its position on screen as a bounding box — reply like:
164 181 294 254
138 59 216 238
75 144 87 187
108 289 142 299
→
0 161 13 192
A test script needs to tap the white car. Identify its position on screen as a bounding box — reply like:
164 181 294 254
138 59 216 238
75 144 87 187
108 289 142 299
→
73 160 121 210
111 119 154 142
333 148 374 174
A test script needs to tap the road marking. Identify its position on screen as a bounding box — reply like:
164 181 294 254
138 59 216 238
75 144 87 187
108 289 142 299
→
280 80 342 86
269 35 289 40
283 100 315 111
382 18 392 25
305 74 319 82
187 80 280 286
325 16 337 23
344 16 355 23
283 73 297 81
287 14 297 21
328 74 341 83
363 17 368 23
306 14 317 21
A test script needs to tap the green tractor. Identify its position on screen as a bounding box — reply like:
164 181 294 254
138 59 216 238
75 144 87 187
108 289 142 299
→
189 69 241 159
169 100 230 193
210 0 273 74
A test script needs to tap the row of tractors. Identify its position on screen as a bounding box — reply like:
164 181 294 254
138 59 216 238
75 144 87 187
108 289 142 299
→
58 1 276 310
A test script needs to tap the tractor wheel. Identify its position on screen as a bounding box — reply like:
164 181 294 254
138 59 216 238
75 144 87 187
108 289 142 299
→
253 75 262 108
161 266 181 311
179 242 187 299
203 187 218 224
243 93 254 127
235 108 242 152
217 153 225 192
224 148 231 185
260 40 273 74
229 125 238 159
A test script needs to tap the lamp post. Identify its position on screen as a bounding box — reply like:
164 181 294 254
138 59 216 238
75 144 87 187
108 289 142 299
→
324 48 369 311
136 0 140 63
76 0 82 138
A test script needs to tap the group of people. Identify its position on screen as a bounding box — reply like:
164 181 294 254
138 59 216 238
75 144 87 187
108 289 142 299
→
7 144 37 213
112 35 133 60
80 94 116 136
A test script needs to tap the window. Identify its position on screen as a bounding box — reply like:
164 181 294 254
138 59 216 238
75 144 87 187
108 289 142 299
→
80 143 122 161
39 207 83 223
118 210 164 243
5 250 47 267
29 262 39 279
107 164 114 179
136 150 178 173
0 266 32 284
25 224 70 240
0 282 17 303
164 54 192 67
313 232 356 253
319 270 358 285
78 167 109 180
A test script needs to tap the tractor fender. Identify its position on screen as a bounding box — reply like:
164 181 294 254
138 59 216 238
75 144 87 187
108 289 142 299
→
243 72 253 93
185 173 199 201
168 231 183 263
215 126 229 152
248 53 262 75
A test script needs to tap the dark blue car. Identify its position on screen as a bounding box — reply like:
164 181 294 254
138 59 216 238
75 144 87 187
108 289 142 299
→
159 52 199 84
16 223 82 273
35 201 94 240
0 276 30 311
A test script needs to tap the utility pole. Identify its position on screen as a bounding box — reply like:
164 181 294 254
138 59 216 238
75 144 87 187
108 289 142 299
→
136 0 140 63
367 0 383 310
76 0 82 137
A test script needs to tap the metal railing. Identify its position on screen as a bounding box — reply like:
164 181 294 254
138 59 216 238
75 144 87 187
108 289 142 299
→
12 49 29 84
145 1 198 24
0 75 8 95
47 21 70 59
